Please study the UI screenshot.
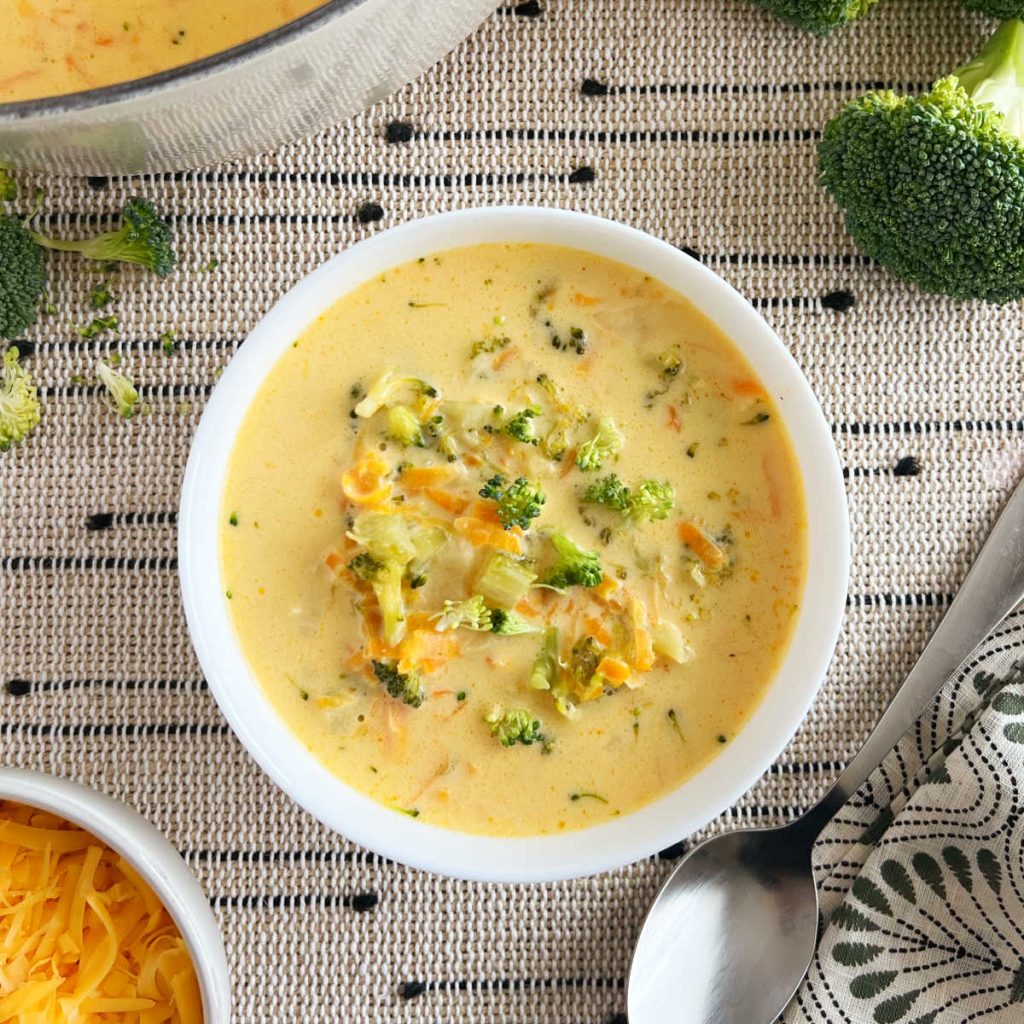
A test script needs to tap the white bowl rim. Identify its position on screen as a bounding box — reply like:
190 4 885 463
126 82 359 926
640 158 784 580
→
178 206 850 883
0 767 231 1020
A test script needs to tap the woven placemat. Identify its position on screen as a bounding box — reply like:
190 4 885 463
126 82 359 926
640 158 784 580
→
2 1 1022 1021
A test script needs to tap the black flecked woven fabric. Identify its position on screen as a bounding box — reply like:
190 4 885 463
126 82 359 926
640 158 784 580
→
2 2 1022 1021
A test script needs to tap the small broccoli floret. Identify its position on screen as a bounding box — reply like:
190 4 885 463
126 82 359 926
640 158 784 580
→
96 360 139 419
33 198 175 277
0 346 41 451
575 417 624 471
478 474 546 531
628 480 675 522
470 334 510 357
372 659 424 708
485 704 543 747
385 405 425 448
433 595 493 632
354 371 438 417
502 405 541 445
751 0 878 34
538 530 602 590
475 551 537 607
347 551 386 580
818 20 1024 302
583 474 632 514
490 608 541 635
528 627 560 690
0 215 47 340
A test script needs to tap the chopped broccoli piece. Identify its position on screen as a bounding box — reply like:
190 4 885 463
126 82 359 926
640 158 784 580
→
385 405 425 448
582 474 631 514
575 416 624 471
528 627 560 690
568 636 603 687
490 608 541 635
751 0 878 34
96 360 139 419
0 166 16 203
0 215 47 340
90 282 114 309
0 346 41 450
347 551 386 580
818 20 1024 302
478 474 546 531
372 659 424 708
433 595 493 632
354 371 437 417
348 511 417 563
371 564 407 646
485 705 543 747
470 334 511 357
628 480 676 522
475 551 538 608
538 530 602 590
33 198 175 277
159 330 177 356
75 314 118 339
502 405 541 445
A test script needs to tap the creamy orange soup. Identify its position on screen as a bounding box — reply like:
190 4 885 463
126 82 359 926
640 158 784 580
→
221 243 807 837
1 0 325 103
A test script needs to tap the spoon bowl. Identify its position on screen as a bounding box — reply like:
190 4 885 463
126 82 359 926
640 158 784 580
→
628 475 1024 1023
629 824 819 1023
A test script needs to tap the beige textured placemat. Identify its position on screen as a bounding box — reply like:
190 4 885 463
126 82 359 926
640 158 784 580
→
2 1 1023 1021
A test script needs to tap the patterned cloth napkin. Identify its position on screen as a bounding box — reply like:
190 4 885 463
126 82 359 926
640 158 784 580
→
786 608 1024 1024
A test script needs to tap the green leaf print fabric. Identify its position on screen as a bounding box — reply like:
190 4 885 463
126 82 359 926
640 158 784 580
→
785 610 1024 1023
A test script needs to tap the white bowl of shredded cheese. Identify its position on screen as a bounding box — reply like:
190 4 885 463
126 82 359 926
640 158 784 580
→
0 768 230 1022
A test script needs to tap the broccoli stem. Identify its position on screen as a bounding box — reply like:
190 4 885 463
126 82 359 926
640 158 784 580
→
955 19 1024 138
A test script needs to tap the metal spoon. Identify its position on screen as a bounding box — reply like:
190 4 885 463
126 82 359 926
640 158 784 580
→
629 476 1024 1024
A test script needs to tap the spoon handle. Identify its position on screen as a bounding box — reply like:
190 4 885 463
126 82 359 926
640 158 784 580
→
804 475 1024 834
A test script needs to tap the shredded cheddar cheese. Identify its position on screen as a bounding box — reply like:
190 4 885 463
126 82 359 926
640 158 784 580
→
0 800 202 1024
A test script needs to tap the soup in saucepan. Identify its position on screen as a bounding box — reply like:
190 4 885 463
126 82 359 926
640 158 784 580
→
221 243 807 837
1 0 325 103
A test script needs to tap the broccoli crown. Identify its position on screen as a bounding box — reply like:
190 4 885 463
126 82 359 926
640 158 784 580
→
0 346 41 451
485 705 543 747
0 215 47 341
818 22 1024 302
575 416 624 471
539 530 602 590
348 551 386 581
752 0 877 34
478 474 546 531
963 0 1024 16
490 608 541 635
33 198 176 278
372 659 425 708
502 405 541 445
